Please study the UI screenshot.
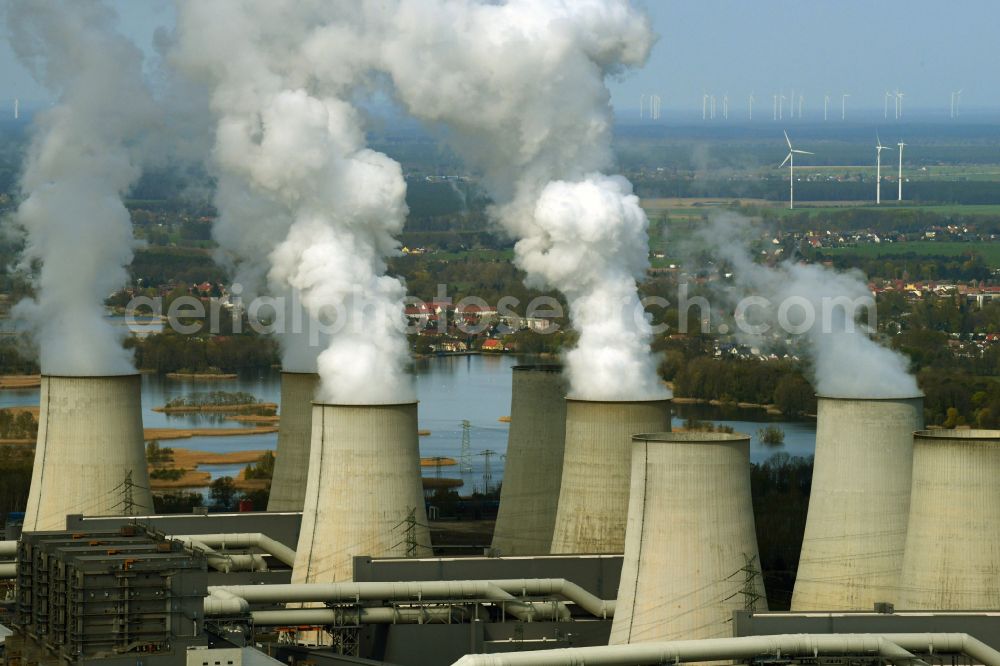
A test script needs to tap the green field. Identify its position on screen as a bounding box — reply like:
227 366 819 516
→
821 241 1000 267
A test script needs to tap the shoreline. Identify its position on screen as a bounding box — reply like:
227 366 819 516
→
153 402 277 414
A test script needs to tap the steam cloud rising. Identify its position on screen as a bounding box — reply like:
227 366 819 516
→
174 2 413 402
707 216 919 399
5 0 154 375
376 0 668 400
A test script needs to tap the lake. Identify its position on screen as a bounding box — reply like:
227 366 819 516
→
1 355 816 491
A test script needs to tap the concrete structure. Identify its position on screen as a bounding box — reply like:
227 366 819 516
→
897 429 1000 610
23 375 153 531
791 395 923 611
292 402 431 584
492 365 567 555
267 371 318 511
611 432 767 644
550 398 671 554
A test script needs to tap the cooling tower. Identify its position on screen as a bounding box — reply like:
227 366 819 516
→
292 401 432 584
491 365 567 555
897 429 1000 610
24 375 153 531
791 394 923 611
266 371 319 511
611 432 767 644
550 398 671 554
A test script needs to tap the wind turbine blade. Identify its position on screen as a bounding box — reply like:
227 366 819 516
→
783 130 792 148
793 150 814 155
779 153 791 168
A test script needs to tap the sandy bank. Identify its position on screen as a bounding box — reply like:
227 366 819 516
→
0 375 40 390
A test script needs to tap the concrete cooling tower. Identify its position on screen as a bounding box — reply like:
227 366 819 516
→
292 402 432 584
550 398 671 554
491 365 567 555
611 432 767 644
791 395 923 611
24 375 154 531
266 371 319 511
897 429 1000 610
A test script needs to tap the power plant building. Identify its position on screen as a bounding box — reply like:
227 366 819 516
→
897 428 1000 610
266 371 319 511
610 432 766 644
23 374 154 532
491 365 566 555
550 398 671 554
791 395 923 611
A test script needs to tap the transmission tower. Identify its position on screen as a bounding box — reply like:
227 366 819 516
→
477 449 498 494
460 420 473 473
403 507 418 557
121 470 136 516
725 552 765 611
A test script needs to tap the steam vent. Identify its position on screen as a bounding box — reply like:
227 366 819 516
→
550 398 671 554
23 374 154 531
491 365 567 555
791 395 923 610
292 402 432 584
897 429 1000 609
266 371 319 511
610 432 767 644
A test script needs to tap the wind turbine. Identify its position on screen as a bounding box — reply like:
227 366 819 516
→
841 93 850 120
875 135 893 204
702 93 709 120
723 93 729 120
897 141 906 201
884 91 892 120
823 94 830 121
13 98 18 121
779 93 786 120
953 89 963 118
780 130 813 210
748 93 754 121
772 94 778 121
895 91 904 119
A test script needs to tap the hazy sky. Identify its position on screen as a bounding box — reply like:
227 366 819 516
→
3 0 997 116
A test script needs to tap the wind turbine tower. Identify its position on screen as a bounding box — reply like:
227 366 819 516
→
13 98 18 121
896 91 904 119
772 95 778 121
780 130 814 210
875 135 892 205
841 93 850 121
779 94 786 120
702 93 709 121
723 93 729 120
748 93 754 121
897 141 906 201
823 94 830 121
884 91 892 120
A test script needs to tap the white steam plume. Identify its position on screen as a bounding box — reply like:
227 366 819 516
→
375 0 666 400
4 0 154 375
174 2 413 401
707 216 919 399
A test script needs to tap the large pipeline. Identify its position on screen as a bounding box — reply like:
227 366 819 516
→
450 633 1000 666
204 578 614 622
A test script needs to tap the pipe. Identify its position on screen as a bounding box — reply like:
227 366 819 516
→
0 541 16 557
0 562 15 578
206 581 568 622
251 607 462 626
449 633 1000 666
205 579 608 618
172 533 295 567
174 537 267 573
